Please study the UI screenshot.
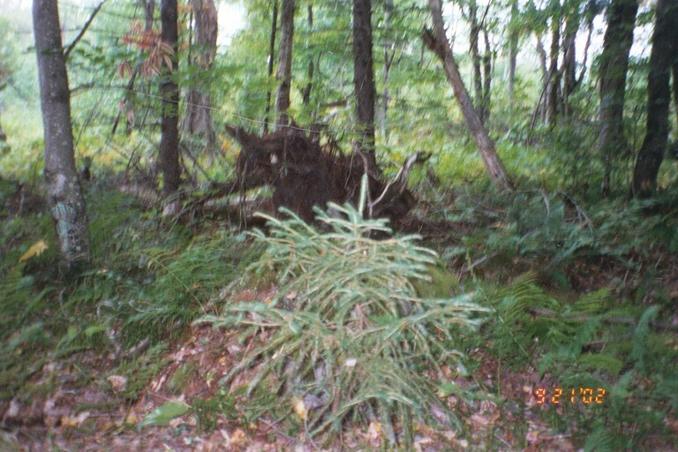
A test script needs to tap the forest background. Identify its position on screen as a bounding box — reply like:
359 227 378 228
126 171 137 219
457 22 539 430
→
1 0 678 449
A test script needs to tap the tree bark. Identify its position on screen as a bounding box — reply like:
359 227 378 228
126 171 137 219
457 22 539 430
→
263 0 278 133
482 28 492 123
424 0 513 191
546 8 561 127
33 0 90 268
507 0 518 110
275 0 295 129
111 0 155 136
562 4 579 116
183 0 217 149
468 1 484 122
598 0 638 195
632 0 678 197
352 0 378 173
159 0 180 197
535 33 548 121
381 0 395 141
302 3 314 106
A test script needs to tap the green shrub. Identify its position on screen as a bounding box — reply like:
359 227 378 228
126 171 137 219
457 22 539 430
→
201 178 489 445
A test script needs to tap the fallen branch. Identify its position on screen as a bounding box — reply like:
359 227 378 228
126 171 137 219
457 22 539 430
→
64 0 107 60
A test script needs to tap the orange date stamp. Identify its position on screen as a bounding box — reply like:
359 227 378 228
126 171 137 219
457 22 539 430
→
534 387 607 405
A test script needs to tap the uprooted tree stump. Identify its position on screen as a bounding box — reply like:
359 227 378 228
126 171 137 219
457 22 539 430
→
224 125 423 224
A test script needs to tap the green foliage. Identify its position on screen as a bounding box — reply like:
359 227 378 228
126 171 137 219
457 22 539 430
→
475 273 678 449
139 400 190 428
110 343 168 401
202 193 489 444
191 388 238 431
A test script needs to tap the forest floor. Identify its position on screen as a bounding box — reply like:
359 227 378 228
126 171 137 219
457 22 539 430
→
2 179 678 450
2 321 581 451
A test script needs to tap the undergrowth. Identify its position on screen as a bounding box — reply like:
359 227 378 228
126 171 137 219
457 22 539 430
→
201 179 490 446
0 185 253 401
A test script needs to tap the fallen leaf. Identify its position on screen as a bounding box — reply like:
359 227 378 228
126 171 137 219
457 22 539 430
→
367 421 382 447
293 398 307 420
139 401 190 428
61 411 90 428
107 375 128 392
19 240 48 263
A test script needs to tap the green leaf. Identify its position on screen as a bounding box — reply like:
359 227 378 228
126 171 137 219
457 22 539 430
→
139 401 190 428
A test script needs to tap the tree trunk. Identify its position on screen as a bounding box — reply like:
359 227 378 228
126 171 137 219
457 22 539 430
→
381 0 395 142
275 0 295 129
0 118 6 143
424 0 513 191
482 28 492 123
598 0 638 195
111 0 154 136
159 0 180 198
302 3 314 106
33 0 90 268
546 9 561 127
468 1 484 123
183 0 217 149
352 0 378 174
535 33 548 121
562 8 579 116
263 0 278 133
632 0 678 197
507 0 518 110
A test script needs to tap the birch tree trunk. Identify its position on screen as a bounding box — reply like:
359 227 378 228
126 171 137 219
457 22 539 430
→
33 0 90 268
424 0 513 191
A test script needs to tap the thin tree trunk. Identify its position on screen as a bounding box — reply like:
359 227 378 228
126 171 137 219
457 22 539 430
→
0 118 6 144
546 9 561 127
482 28 492 123
302 3 314 106
468 1 484 122
424 0 513 191
183 0 217 149
577 16 593 84
535 33 548 121
111 0 154 136
598 0 638 195
632 0 678 197
352 0 378 173
382 0 395 142
507 0 518 110
275 0 295 129
184 0 219 149
562 10 579 116
159 0 180 199
33 0 90 268
263 0 278 133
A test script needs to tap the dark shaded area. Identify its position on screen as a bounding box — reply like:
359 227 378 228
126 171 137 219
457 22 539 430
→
225 125 415 224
